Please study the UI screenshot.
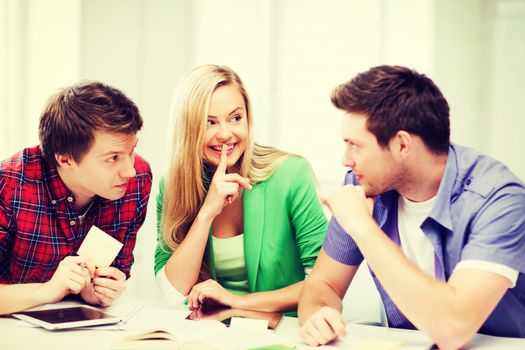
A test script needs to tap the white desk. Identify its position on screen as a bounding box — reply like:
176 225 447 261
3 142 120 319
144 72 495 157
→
1 297 524 350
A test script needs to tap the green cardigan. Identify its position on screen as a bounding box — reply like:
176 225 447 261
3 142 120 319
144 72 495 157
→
154 157 327 295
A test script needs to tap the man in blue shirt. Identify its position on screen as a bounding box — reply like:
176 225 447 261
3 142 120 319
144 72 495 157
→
298 65 525 349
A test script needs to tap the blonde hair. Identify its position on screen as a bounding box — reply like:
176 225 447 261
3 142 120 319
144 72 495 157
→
162 64 293 281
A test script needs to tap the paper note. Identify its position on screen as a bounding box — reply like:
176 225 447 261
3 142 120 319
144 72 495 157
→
230 317 268 333
77 226 123 267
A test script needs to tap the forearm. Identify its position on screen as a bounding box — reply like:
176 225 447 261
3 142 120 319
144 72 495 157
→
234 281 304 313
298 275 343 325
352 221 495 348
164 211 214 295
0 283 54 315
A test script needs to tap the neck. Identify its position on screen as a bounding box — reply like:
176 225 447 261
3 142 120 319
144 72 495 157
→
398 152 447 202
56 166 95 211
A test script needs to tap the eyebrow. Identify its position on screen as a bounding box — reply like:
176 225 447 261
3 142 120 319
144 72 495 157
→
100 140 139 157
208 107 243 118
343 138 360 145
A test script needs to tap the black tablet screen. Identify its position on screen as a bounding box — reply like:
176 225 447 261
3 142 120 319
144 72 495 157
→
16 307 111 324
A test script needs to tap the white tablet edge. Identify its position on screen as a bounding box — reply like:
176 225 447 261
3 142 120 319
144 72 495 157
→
12 305 122 330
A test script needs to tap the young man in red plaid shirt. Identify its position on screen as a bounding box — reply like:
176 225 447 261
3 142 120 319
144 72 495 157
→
0 81 152 314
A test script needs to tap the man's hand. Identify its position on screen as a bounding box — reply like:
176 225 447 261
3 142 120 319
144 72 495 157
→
43 256 95 303
299 306 346 346
320 185 375 237
80 267 126 306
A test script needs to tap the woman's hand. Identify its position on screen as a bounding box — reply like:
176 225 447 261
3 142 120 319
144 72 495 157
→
200 145 251 219
187 279 242 310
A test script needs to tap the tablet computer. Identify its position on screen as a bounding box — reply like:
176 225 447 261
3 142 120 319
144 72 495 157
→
12 305 121 330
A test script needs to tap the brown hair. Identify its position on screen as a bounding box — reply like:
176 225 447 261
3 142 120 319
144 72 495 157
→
39 81 143 166
331 65 450 154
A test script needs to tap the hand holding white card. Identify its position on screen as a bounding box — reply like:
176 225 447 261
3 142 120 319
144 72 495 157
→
77 226 123 267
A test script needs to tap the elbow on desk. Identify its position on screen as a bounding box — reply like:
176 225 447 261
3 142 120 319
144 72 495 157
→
429 318 478 350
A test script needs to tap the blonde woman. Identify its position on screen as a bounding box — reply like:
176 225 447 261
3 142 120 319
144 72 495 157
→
155 64 327 314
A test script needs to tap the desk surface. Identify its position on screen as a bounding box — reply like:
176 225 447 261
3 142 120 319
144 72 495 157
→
1 297 524 350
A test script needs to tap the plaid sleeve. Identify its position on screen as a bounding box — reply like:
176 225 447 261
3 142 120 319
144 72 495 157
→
0 176 13 280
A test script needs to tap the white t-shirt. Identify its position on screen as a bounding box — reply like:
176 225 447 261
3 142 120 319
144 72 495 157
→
397 195 437 278
397 195 518 287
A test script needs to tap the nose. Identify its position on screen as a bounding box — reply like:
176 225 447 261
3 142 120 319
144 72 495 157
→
341 152 355 168
120 155 136 179
217 123 233 141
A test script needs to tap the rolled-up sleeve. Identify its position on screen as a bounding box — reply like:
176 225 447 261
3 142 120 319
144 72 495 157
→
322 170 364 266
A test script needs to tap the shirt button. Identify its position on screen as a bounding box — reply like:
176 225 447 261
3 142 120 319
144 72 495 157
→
69 220 76 226
67 196 74 203
465 179 471 186
51 200 57 205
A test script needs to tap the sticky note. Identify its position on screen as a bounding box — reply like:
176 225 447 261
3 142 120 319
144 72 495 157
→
230 317 269 333
77 226 123 267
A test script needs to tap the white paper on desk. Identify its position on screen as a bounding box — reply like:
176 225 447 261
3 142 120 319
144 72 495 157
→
212 327 296 350
321 323 433 349
230 317 268 332
77 226 123 267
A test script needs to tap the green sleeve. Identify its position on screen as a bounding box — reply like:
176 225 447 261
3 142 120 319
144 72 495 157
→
154 176 173 275
287 158 328 269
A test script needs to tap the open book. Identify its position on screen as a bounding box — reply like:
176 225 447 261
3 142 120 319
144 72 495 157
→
112 320 295 350
112 327 220 349
113 320 223 350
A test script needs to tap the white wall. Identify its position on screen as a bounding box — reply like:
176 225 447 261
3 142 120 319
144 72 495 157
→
1 0 524 324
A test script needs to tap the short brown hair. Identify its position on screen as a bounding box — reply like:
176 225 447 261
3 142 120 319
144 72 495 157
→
331 65 450 154
39 81 143 166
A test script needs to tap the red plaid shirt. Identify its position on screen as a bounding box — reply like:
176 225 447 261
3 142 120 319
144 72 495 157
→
0 146 152 283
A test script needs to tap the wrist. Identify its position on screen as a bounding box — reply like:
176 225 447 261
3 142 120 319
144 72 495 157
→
352 218 380 242
231 293 249 310
196 209 215 224
35 282 60 305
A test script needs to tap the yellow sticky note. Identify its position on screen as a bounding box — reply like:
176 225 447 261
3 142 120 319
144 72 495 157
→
77 226 123 267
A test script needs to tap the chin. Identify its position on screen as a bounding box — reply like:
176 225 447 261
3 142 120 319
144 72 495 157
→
100 190 126 201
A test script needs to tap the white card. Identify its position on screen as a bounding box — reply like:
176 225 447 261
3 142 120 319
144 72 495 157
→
77 226 123 267
229 317 268 333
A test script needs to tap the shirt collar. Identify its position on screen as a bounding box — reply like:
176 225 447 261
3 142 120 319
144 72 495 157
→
43 163 74 204
372 144 457 232
427 144 458 231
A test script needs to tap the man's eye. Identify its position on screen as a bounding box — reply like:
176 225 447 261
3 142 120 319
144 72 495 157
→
107 155 119 163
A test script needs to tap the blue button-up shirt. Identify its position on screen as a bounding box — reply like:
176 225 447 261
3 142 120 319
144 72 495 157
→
323 143 525 337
